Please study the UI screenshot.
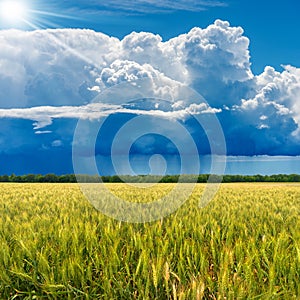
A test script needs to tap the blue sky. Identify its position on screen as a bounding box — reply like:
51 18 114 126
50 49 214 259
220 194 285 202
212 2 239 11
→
0 0 300 175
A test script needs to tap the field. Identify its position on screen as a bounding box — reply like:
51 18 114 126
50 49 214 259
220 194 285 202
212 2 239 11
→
0 183 299 299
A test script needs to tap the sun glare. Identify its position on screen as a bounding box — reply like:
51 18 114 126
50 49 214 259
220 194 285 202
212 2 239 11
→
0 0 27 23
0 0 80 30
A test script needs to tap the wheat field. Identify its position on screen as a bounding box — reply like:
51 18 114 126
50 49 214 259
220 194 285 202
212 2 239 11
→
0 183 299 299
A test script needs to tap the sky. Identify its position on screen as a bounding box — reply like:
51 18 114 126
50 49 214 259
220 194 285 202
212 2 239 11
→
0 0 300 175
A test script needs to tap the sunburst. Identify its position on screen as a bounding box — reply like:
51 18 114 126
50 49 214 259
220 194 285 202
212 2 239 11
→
0 1 98 69
0 0 80 30
0 0 27 24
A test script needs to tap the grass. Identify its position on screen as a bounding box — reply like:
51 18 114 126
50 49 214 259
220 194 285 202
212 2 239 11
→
0 182 299 299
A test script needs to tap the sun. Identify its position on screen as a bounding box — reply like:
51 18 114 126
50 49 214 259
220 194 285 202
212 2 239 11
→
0 0 27 24
0 1 80 30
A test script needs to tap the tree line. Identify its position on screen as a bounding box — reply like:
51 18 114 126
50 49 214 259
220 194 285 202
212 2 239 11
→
0 173 300 183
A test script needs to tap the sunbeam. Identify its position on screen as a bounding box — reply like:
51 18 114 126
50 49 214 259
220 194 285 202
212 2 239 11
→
0 0 28 23
0 1 97 69
0 0 81 30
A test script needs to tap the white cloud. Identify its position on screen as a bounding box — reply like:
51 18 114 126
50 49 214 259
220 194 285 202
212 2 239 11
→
0 28 119 107
0 20 256 108
99 59 165 87
71 0 226 15
35 130 52 134
0 101 220 132
239 65 300 137
181 20 253 83
52 140 63 147
0 20 300 156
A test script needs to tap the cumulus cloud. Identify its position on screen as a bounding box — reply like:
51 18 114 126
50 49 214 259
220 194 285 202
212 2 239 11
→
0 20 256 106
0 20 300 159
236 65 300 137
0 28 118 107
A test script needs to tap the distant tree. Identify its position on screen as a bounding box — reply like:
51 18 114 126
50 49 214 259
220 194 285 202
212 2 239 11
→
109 175 122 183
23 174 36 182
43 174 58 183
0 175 9 182
1 173 300 183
